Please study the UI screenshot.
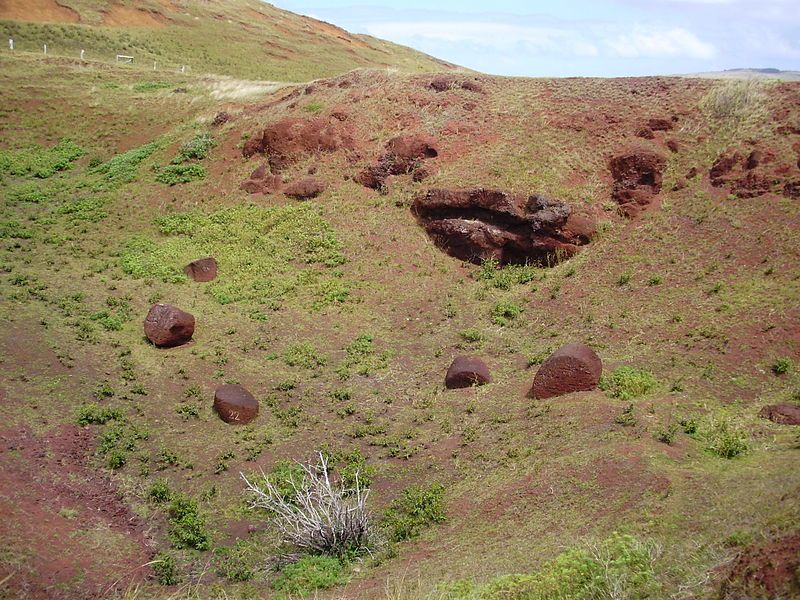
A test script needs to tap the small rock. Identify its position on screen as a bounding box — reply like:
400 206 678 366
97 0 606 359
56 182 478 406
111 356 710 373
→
184 257 217 282
211 111 231 126
759 404 800 425
666 139 680 153
144 304 195 348
284 177 326 199
445 356 491 389
214 384 259 424
530 343 602 399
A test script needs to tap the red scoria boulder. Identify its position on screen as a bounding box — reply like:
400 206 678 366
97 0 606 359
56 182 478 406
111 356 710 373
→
445 356 491 389
214 384 259 424
184 257 217 282
283 177 326 200
144 304 195 348
759 403 800 425
530 343 602 399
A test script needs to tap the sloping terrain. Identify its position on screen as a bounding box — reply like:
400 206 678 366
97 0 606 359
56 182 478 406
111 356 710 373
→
0 0 456 80
0 48 799 600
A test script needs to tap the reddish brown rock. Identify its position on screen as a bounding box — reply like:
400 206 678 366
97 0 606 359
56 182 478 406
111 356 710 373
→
686 167 698 179
530 343 602 399
184 257 217 282
647 118 673 131
445 356 491 389
635 126 654 139
239 164 283 195
562 213 597 244
759 403 800 425
412 188 587 265
609 147 666 215
144 304 195 348
719 533 800 599
284 177 326 200
357 134 439 191
214 384 259 424
666 139 680 153
211 111 231 126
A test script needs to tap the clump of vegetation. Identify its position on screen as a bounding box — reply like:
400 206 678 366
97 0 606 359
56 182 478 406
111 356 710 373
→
272 555 346 599
491 299 523 326
92 141 160 187
167 493 210 550
214 541 255 582
57 196 109 223
148 480 172 503
476 259 538 290
614 403 637 427
173 132 215 163
700 79 766 125
654 422 679 445
75 403 124 425
284 342 327 369
771 357 792 375
132 81 173 92
601 367 658 400
703 417 750 459
383 483 446 542
155 164 207 185
243 453 371 558
336 333 390 379
152 551 180 586
0 138 84 179
472 532 659 599
119 204 347 309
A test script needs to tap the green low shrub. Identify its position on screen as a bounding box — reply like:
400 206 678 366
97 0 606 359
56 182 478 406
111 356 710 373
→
76 403 124 425
155 164 207 185
168 493 210 550
383 483 446 542
272 555 346 599
152 551 180 585
601 367 658 401
0 138 84 178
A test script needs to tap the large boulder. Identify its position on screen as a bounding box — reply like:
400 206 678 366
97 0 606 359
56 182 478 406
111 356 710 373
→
144 304 195 348
530 343 602 399
184 257 217 282
609 147 666 217
445 356 491 389
284 177 327 200
412 188 588 266
759 403 800 425
214 384 259 424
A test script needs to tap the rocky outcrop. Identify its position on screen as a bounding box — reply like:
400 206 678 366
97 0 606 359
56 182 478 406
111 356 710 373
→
529 343 602 399
214 384 259 424
411 188 591 265
144 304 195 348
759 403 800 425
609 147 667 217
356 134 438 191
284 177 326 199
445 356 491 389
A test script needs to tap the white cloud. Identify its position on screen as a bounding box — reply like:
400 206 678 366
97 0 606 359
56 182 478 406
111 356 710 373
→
364 21 598 56
606 27 717 58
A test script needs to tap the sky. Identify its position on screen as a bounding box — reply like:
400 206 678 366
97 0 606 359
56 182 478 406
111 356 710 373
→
270 0 800 77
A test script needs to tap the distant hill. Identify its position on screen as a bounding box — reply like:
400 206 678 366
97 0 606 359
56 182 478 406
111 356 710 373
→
681 68 800 81
0 0 458 80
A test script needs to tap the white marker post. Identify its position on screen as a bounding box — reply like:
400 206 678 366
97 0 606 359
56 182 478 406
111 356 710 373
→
80 49 85 60
153 61 157 70
181 65 185 73
43 44 47 55
8 39 13 51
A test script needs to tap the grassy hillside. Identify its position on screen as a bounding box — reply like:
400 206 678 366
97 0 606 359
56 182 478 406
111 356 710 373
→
0 48 798 600
0 0 456 81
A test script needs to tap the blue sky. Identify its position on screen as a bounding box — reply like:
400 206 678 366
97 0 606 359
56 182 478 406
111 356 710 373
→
270 0 800 77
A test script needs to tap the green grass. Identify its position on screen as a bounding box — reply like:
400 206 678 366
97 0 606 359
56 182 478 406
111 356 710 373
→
273 555 347 599
154 163 207 185
600 367 658 401
0 138 84 179
91 140 161 188
167 493 210 550
383 483 446 542
119 203 348 309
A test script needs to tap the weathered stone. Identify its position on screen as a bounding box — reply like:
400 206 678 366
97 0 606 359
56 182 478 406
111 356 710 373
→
356 134 438 190
184 257 217 282
530 343 602 399
445 356 491 389
412 188 586 265
144 304 195 348
759 403 800 425
284 177 326 199
214 384 259 424
609 147 666 215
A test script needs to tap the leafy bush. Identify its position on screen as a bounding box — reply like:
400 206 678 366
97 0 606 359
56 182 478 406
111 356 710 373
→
214 541 255 582
772 357 792 375
601 367 658 401
58 197 109 223
155 164 207 185
7 183 49 203
0 138 84 178
92 141 160 187
148 480 172 503
491 300 523 326
272 555 346 598
76 403 124 425
383 483 446 542
477 533 659 600
336 333 390 379
703 418 750 459
168 493 210 550
173 132 215 163
152 551 180 585
477 259 538 290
